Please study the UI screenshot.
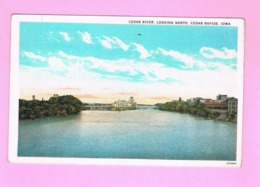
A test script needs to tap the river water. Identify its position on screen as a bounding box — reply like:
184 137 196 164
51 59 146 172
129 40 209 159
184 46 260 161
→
18 110 237 160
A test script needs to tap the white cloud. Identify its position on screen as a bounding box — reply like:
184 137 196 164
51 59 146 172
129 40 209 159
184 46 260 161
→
59 32 72 42
54 51 235 88
58 51 79 60
114 37 129 51
22 51 237 86
48 57 66 70
78 31 93 44
100 39 113 49
84 55 178 82
99 36 129 51
200 47 237 59
20 60 238 103
58 51 86 61
103 36 113 43
20 50 238 103
157 48 205 68
23 51 46 62
207 61 237 72
88 57 117 72
133 43 150 59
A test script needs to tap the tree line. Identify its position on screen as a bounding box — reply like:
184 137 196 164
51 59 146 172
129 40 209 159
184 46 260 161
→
159 100 236 122
159 100 216 118
19 94 83 120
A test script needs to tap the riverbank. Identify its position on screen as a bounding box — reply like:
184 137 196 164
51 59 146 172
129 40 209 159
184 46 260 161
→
19 95 83 120
159 101 237 123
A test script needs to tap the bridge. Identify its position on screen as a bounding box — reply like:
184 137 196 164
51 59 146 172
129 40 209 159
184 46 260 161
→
83 103 113 110
83 103 159 111
136 105 159 110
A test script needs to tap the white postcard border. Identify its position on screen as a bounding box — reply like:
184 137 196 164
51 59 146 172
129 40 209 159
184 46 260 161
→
9 15 244 167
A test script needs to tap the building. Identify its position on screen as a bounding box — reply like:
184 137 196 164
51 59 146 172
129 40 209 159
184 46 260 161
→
113 96 137 108
199 98 212 103
227 97 238 114
204 101 228 114
113 99 129 108
204 101 227 110
215 94 228 103
186 97 212 103
204 94 228 113
186 97 202 103
129 96 135 104
203 94 238 114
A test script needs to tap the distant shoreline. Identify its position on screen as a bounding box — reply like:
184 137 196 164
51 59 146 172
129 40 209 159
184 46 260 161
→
81 108 237 124
19 95 83 120
19 94 237 123
158 101 237 123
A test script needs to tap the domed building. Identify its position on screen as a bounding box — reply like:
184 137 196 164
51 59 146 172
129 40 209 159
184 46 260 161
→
113 96 137 109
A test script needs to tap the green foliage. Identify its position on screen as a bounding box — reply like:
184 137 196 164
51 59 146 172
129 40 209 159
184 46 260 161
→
226 112 236 122
159 101 211 118
159 100 236 122
19 95 83 120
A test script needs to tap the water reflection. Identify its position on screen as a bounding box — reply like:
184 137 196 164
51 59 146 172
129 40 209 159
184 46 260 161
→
18 110 236 160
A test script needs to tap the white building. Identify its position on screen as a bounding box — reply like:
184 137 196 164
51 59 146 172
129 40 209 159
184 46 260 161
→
113 100 128 108
199 98 212 103
113 97 136 108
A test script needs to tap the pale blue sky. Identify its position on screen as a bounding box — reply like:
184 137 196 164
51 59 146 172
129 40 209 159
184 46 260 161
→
19 22 238 103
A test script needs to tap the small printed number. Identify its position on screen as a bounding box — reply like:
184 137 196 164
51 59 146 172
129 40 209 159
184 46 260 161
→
226 162 236 165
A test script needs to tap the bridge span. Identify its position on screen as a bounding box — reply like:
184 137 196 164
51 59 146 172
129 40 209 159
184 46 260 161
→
83 103 112 110
136 105 159 110
83 103 159 111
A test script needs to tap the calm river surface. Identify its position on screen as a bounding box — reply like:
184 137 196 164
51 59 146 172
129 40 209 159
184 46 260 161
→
18 110 237 160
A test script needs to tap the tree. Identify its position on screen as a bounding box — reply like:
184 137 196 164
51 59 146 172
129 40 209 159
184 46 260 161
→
159 100 215 119
19 95 83 120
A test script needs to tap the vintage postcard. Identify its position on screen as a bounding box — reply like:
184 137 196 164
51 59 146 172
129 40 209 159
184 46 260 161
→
9 15 244 167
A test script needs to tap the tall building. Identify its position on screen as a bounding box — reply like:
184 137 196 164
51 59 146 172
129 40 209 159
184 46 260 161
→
227 98 238 114
128 96 137 107
129 96 135 103
216 94 228 101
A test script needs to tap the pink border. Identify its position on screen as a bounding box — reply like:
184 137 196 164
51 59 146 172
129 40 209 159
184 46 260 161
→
1 0 259 186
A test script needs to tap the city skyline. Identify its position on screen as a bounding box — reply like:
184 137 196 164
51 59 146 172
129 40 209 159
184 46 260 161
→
19 21 239 104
